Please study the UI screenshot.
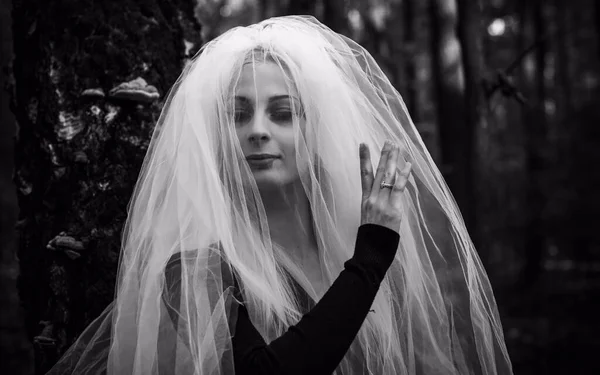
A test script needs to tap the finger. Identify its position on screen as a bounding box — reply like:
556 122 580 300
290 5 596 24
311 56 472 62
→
371 141 393 197
395 147 412 190
359 143 374 200
377 143 399 199
389 161 412 207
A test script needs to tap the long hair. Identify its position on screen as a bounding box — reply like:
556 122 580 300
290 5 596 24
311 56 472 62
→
48 16 512 375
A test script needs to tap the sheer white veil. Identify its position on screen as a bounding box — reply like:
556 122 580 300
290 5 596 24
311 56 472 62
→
47 15 513 375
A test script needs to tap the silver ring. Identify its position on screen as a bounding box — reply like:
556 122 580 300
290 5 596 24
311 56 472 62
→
380 181 394 190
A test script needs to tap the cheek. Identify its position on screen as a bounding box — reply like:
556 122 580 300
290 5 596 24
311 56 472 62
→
279 131 297 172
234 128 250 156
234 127 244 144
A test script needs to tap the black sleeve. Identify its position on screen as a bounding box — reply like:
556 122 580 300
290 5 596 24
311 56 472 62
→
233 223 400 375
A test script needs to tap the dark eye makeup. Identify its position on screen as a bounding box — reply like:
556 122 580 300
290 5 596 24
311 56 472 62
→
234 109 252 123
269 107 293 123
232 95 303 125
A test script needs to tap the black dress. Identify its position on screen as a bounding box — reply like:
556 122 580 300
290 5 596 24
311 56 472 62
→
164 224 400 375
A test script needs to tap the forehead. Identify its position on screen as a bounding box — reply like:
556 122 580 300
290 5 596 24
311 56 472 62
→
234 62 297 98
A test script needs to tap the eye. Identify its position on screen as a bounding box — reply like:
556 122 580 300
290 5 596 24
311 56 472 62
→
234 109 252 124
270 108 293 123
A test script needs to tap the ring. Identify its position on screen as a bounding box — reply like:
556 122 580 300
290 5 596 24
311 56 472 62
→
380 181 394 190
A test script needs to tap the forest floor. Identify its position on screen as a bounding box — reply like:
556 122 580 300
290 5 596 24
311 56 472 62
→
498 260 600 375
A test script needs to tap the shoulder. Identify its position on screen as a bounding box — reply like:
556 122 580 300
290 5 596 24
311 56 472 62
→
165 243 222 271
164 243 239 291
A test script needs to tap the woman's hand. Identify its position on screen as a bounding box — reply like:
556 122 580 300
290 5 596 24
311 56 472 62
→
359 141 412 234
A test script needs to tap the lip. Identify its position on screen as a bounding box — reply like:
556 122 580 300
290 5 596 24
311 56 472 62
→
246 154 280 169
246 154 280 160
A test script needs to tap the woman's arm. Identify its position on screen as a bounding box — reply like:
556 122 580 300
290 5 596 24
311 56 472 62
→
232 223 399 375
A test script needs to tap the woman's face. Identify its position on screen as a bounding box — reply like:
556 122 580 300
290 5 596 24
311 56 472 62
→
234 61 304 191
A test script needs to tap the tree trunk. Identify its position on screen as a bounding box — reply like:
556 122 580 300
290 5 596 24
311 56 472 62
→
458 0 488 252
556 0 572 116
402 0 417 118
595 0 600 60
286 0 318 18
11 1 200 373
385 2 404 90
322 0 349 35
520 0 548 287
435 0 480 247
1 0 34 373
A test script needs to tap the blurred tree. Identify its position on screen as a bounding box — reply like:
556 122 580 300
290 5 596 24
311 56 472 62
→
555 0 572 116
402 0 417 116
430 0 478 243
195 0 228 41
11 0 201 373
322 0 349 35
286 0 319 17
596 0 600 60
474 0 528 284
547 0 600 267
519 0 548 287
552 98 600 263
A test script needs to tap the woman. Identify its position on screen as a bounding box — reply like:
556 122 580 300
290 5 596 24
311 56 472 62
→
48 16 513 375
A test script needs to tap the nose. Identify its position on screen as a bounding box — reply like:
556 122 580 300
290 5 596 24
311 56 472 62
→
247 113 271 145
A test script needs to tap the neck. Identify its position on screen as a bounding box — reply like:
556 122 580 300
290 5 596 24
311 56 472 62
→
259 180 319 265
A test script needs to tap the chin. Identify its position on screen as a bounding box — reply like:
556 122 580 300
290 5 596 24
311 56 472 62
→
254 178 286 191
252 172 297 191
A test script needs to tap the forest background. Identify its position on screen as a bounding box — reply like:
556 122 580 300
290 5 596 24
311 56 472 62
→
1 0 599 374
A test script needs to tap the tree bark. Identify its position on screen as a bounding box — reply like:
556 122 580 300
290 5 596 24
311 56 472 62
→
1 0 34 373
11 1 200 373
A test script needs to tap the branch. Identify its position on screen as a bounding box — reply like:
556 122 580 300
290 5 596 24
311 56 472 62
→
485 21 579 105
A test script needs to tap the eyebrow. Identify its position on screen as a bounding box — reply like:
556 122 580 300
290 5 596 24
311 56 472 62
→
234 95 299 104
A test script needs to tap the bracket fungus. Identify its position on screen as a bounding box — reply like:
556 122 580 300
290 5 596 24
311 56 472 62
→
73 150 89 163
108 77 160 103
47 232 86 260
81 88 105 99
33 321 56 347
